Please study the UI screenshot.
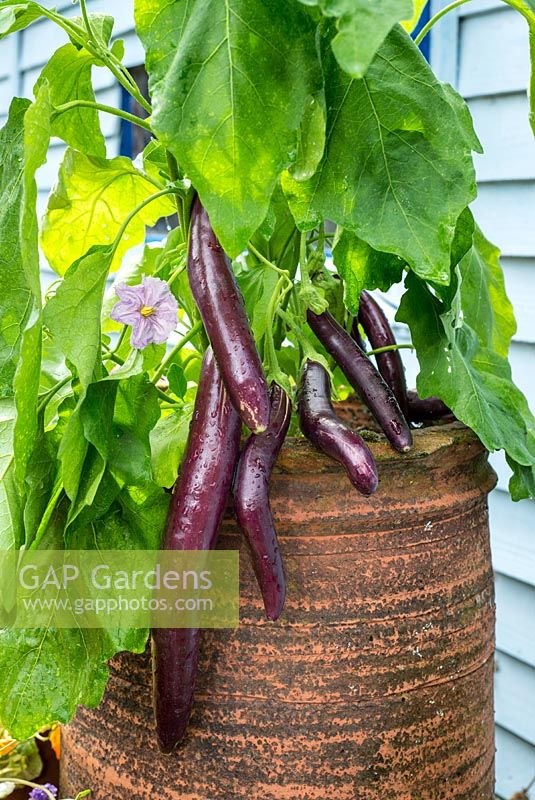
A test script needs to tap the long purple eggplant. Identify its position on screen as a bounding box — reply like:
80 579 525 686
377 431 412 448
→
152 348 241 754
358 291 409 420
307 310 413 453
407 390 453 422
298 360 378 495
234 383 291 621
188 196 270 433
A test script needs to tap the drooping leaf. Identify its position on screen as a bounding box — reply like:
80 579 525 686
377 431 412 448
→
454 225 516 358
332 231 404 314
34 43 106 157
397 273 535 499
0 482 167 739
135 0 322 256
283 27 477 285
41 149 175 275
298 0 413 78
0 399 23 550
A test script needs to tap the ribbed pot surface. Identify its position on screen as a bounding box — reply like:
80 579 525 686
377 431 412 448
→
61 416 497 800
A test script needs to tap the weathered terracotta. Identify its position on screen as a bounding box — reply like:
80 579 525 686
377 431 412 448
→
61 413 497 800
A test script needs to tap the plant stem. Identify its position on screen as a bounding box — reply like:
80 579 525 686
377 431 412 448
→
37 374 72 413
366 343 414 356
247 241 291 279
277 307 317 361
414 0 472 45
152 321 203 383
264 276 291 383
166 152 187 236
111 188 176 256
53 100 153 133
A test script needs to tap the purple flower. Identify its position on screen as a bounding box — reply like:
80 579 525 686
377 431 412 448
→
110 276 178 349
29 784 58 800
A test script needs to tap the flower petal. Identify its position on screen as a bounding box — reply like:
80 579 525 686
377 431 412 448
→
130 317 155 349
110 301 141 326
115 282 143 305
142 276 176 307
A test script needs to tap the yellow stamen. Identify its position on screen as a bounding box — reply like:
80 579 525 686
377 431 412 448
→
140 305 156 317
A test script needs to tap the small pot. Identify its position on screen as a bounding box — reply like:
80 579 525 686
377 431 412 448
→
61 413 497 800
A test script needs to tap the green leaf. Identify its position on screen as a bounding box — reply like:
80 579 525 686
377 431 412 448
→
135 0 322 256
282 26 477 284
332 231 404 314
167 363 187 399
397 273 535 494
41 149 175 275
150 406 193 488
0 2 45 37
110 373 161 485
0 482 167 739
453 224 516 358
35 43 106 157
67 12 114 50
0 399 23 550
290 92 326 181
43 246 112 389
300 0 413 78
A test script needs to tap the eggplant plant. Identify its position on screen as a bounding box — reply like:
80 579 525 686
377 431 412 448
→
1 0 535 750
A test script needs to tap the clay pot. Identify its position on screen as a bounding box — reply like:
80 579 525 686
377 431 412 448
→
61 416 497 800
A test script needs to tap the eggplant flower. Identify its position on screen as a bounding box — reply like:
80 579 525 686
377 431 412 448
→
111 276 178 349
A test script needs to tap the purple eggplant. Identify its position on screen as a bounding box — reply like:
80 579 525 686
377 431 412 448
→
152 348 241 754
358 291 409 420
188 196 270 434
298 360 378 495
234 383 291 621
307 310 413 453
407 390 453 422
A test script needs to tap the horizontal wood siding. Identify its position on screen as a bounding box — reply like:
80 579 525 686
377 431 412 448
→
432 1 535 795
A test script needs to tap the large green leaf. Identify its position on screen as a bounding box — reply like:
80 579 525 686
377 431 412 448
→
332 231 404 314
299 0 413 78
35 43 106 157
282 26 478 284
41 149 175 275
0 94 49 548
135 0 322 257
397 273 535 498
0 481 167 739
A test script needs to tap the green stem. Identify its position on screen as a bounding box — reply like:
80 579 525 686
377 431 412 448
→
366 343 414 357
152 321 203 383
299 232 311 290
37 374 72 413
78 0 152 115
53 100 153 133
111 188 176 256
277 308 317 361
414 0 472 45
264 277 290 383
247 242 291 279
166 152 187 235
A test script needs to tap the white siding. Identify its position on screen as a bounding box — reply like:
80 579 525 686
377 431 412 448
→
431 1 535 796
